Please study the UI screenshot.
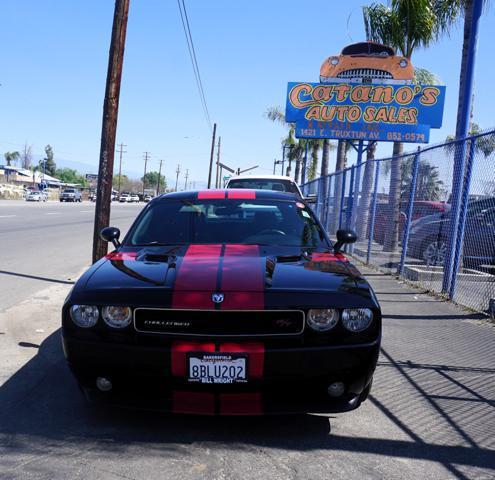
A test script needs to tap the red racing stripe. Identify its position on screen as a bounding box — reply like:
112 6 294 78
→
311 252 349 262
172 244 222 309
172 391 215 415
219 342 265 379
220 244 264 310
227 190 256 200
198 190 225 199
105 252 138 261
219 393 263 415
171 341 215 376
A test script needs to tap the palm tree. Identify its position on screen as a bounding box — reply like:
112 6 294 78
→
4 151 20 166
356 142 377 239
307 139 322 181
363 0 460 252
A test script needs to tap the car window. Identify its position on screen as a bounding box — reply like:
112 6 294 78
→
128 199 327 248
228 179 299 195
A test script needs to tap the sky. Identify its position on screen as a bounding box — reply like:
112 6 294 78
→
0 0 494 190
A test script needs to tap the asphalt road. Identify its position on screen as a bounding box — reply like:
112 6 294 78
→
0 200 142 311
0 200 494 479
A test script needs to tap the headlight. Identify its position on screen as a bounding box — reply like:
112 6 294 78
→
307 308 339 332
341 308 373 332
70 305 99 328
399 59 408 68
102 306 132 328
330 57 339 66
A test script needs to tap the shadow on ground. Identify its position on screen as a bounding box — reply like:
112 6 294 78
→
1 329 494 480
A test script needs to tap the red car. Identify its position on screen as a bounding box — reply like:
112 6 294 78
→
372 201 449 244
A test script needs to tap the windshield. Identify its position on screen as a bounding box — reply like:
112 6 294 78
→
227 179 299 195
127 199 327 248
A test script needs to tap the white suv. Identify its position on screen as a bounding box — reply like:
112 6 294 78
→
226 175 303 198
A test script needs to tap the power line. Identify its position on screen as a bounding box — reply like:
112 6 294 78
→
176 0 212 131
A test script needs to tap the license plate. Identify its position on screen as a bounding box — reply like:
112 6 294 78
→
188 353 247 384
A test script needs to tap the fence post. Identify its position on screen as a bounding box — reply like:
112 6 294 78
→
346 166 356 229
349 140 364 232
398 147 421 276
449 138 477 299
366 161 380 265
324 174 334 232
338 169 347 230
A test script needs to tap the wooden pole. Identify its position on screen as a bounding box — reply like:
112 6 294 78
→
157 159 163 196
207 123 217 189
215 136 221 188
117 142 126 195
142 151 149 197
92 0 130 263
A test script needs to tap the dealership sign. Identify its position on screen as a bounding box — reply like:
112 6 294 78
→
285 82 446 143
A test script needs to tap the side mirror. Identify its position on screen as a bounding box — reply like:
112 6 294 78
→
333 229 357 253
100 227 121 249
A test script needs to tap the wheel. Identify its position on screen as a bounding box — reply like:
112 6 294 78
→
421 238 447 266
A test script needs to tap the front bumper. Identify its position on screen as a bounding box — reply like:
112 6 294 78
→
62 334 379 415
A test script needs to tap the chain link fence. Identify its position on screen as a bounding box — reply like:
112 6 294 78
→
302 129 495 316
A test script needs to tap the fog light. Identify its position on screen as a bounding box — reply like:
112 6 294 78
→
96 377 112 392
327 382 345 397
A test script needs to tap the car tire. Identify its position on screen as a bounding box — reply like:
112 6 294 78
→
421 237 447 266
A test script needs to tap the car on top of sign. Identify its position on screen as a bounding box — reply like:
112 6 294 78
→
320 42 414 85
62 189 381 415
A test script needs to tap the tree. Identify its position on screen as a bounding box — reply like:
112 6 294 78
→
356 142 377 239
446 123 495 158
363 0 460 252
40 145 56 176
308 139 322 181
21 144 32 169
55 168 89 187
142 171 166 192
4 151 20 166
402 157 445 200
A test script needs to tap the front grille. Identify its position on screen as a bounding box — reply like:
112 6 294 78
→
337 68 393 81
134 309 305 336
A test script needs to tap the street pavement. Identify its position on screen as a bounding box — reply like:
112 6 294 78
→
0 200 494 480
0 200 142 311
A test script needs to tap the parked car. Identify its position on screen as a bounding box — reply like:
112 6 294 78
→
372 201 449 244
408 197 495 270
130 193 140 203
144 194 153 202
226 175 303 198
60 188 82 202
26 191 47 202
119 193 130 203
89 192 97 202
62 189 381 414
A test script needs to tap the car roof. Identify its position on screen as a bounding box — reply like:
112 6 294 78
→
157 189 299 202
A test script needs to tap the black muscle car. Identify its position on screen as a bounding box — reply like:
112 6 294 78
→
62 189 381 415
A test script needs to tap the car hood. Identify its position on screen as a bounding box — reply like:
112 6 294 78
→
84 244 358 289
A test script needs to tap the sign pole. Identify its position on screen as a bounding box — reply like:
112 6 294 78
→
442 0 483 295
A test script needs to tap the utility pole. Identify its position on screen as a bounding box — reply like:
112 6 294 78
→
142 152 150 197
207 123 217 188
184 169 189 190
92 0 130 264
215 136 221 188
157 159 163 196
175 164 181 191
116 143 126 195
